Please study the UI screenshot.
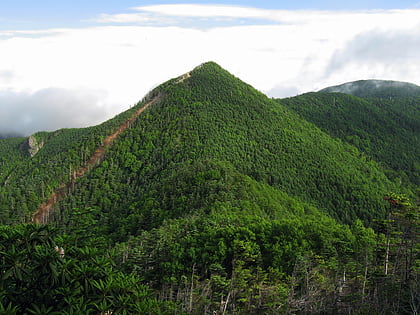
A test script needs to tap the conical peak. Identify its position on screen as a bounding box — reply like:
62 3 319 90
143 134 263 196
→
193 61 221 70
190 61 230 77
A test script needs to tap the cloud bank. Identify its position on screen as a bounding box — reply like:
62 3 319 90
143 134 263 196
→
325 26 420 82
1 4 420 135
0 88 108 136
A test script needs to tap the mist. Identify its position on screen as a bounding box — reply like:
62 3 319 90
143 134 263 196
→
325 26 420 80
0 88 110 136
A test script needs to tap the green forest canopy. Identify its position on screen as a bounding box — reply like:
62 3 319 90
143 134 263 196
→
0 62 418 314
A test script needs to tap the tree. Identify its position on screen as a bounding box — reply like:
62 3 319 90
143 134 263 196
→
0 224 178 314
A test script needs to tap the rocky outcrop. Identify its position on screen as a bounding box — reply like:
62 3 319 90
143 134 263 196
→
32 95 158 224
175 72 191 84
22 135 44 157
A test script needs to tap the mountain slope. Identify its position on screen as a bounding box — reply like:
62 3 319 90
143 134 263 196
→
38 62 398 240
1 63 398 227
32 97 158 224
319 79 420 98
1 62 418 314
279 91 420 186
0 101 148 223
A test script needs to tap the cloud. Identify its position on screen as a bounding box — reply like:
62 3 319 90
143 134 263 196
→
0 88 109 136
329 26 420 64
95 5 420 32
94 4 282 28
95 4 273 25
0 70 14 83
133 4 272 18
1 5 420 135
95 13 169 25
324 25 420 84
267 85 300 98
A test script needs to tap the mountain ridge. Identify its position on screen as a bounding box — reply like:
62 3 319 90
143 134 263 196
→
32 95 159 224
319 79 420 98
279 88 420 186
1 61 418 314
42 62 397 232
0 62 405 226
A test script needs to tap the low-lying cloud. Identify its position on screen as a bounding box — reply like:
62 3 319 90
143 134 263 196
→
0 70 14 83
1 5 420 136
267 85 300 98
0 88 109 136
325 25 420 82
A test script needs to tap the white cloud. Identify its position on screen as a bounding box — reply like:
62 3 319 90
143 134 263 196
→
0 88 109 136
132 4 272 18
267 85 300 98
96 5 420 32
320 24 420 90
94 4 273 24
0 70 14 83
1 5 420 135
326 25 420 72
95 13 166 24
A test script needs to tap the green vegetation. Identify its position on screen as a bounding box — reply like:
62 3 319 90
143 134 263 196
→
319 79 420 98
0 62 419 313
0 104 142 223
56 62 396 231
0 224 179 314
280 92 420 186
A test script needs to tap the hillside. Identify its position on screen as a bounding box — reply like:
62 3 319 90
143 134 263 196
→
279 90 420 186
319 79 420 98
0 63 418 314
0 102 144 223
1 63 398 226
40 62 398 232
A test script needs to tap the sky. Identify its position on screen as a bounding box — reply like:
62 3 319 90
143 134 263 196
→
1 1 420 135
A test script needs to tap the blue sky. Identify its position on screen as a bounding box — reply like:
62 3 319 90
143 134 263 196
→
1 1 420 135
1 0 420 29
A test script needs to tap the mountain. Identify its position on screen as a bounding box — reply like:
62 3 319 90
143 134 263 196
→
0 104 144 223
1 63 418 314
279 86 420 186
1 62 396 226
319 79 420 98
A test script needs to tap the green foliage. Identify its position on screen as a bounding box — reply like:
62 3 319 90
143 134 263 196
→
123 211 356 282
1 62 418 313
52 63 396 245
319 79 420 98
116 209 362 313
280 92 420 186
0 224 178 314
0 103 145 224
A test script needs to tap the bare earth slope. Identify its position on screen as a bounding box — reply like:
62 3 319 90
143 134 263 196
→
32 97 157 224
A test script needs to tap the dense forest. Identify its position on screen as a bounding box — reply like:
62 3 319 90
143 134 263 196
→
0 62 419 314
279 92 420 186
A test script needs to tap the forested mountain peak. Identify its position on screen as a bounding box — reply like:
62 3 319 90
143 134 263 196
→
1 62 419 314
50 61 399 228
319 79 420 98
0 61 399 225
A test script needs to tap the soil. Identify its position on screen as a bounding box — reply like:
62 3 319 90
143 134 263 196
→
32 97 157 224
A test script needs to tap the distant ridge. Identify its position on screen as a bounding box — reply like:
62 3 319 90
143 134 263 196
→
0 132 23 139
319 79 420 98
